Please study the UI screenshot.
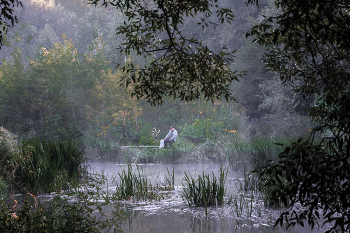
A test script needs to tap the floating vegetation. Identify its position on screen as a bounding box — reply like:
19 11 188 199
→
181 166 227 209
112 163 174 201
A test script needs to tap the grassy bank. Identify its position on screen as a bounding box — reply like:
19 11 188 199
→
89 135 299 167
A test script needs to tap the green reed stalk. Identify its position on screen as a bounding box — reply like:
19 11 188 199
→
165 166 175 189
114 163 169 201
16 137 85 193
182 166 227 207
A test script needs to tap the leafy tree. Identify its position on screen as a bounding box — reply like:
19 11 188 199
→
54 0 90 17
248 0 350 231
0 0 22 48
0 1 79 62
256 75 312 137
0 35 110 139
86 57 143 143
0 48 30 132
231 39 270 119
89 0 243 105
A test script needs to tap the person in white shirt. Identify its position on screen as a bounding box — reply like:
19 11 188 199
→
164 126 178 148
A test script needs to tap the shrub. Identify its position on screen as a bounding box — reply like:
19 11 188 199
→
181 118 224 143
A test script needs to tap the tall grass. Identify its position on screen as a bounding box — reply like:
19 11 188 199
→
113 163 174 201
16 137 86 193
226 136 297 170
0 127 19 192
228 137 294 208
87 137 122 161
165 166 175 189
113 163 148 200
182 166 227 209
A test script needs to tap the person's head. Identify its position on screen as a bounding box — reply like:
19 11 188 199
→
170 126 175 131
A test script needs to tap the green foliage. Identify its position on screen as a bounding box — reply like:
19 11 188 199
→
182 166 227 208
113 163 173 201
230 194 254 218
248 0 350 231
165 166 175 189
248 0 350 120
0 127 19 187
0 0 22 49
255 75 313 138
0 36 110 139
16 137 86 193
0 173 124 232
137 123 158 146
257 133 350 232
226 136 296 170
138 135 158 146
0 178 8 201
181 118 224 143
231 39 271 119
89 0 241 105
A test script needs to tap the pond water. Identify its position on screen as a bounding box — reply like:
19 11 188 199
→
87 161 319 233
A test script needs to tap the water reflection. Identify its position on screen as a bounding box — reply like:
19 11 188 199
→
121 205 301 233
88 161 316 233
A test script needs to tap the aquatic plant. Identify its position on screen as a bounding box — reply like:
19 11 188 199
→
86 135 122 161
113 163 173 201
233 164 287 208
0 173 124 232
165 166 175 189
15 137 86 193
0 127 19 188
225 136 297 170
230 193 254 217
182 166 227 208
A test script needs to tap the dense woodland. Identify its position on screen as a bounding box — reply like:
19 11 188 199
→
0 0 312 150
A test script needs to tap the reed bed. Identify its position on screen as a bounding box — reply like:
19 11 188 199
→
112 163 174 201
233 162 289 208
181 166 227 209
226 136 297 170
16 137 86 193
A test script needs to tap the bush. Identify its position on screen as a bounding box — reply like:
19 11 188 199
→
181 118 224 143
137 122 158 146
